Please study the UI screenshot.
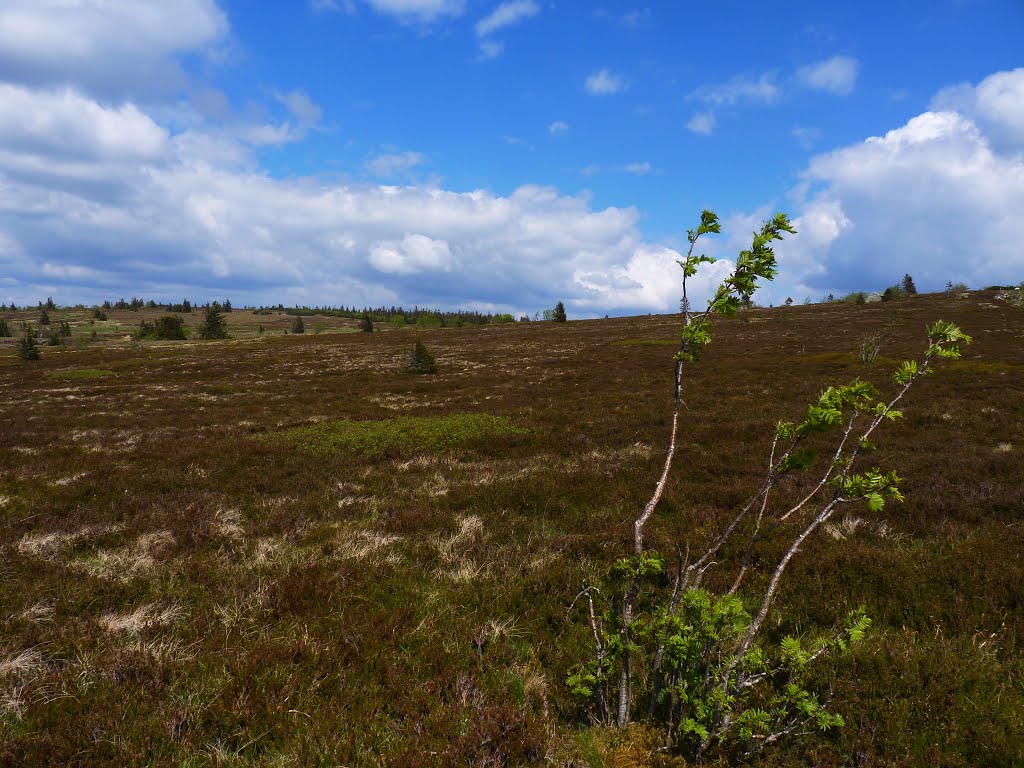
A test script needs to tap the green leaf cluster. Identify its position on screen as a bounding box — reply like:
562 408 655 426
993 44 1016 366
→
676 211 795 363
833 468 904 511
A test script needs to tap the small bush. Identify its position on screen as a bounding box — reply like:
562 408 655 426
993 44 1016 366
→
291 316 305 334
881 285 904 302
406 339 438 374
154 315 187 340
0 318 10 337
360 313 374 333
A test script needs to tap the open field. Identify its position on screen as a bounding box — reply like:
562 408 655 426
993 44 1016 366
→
1 293 1022 766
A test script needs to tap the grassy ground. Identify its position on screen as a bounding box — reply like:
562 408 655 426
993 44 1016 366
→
0 293 1021 766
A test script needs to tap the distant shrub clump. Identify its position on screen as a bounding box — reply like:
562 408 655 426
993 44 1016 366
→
291 316 305 334
137 316 187 340
406 339 438 374
360 313 374 333
283 413 526 458
0 318 10 337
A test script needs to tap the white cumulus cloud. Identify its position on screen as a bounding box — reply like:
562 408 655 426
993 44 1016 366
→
367 151 425 177
760 85 1024 302
687 111 715 135
796 56 860 96
370 233 454 274
475 1 539 37
931 67 1024 152
623 162 651 175
691 72 780 107
0 83 709 316
363 0 465 23
0 0 228 97
585 68 628 95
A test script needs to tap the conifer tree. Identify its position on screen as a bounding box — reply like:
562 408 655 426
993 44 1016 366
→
553 301 567 322
291 315 305 334
901 273 918 295
360 313 374 333
199 304 229 339
17 326 41 360
405 338 438 374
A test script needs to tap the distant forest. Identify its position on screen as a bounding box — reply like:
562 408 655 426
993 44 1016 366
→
0 296 545 327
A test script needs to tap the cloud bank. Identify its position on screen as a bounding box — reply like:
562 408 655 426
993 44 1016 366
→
765 70 1024 303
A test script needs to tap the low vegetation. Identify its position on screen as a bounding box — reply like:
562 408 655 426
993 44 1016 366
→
282 413 526 458
0 284 1021 766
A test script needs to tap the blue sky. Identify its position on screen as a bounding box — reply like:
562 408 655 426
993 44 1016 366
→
0 1 1021 316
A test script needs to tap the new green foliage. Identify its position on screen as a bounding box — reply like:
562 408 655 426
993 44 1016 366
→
568 208 971 761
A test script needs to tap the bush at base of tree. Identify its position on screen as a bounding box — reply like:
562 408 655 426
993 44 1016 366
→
17 327 41 360
405 339 438 374
881 285 905 302
137 316 188 340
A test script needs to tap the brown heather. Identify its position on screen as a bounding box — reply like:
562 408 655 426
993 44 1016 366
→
0 294 1021 766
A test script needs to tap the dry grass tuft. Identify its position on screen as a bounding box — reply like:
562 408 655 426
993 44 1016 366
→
99 603 182 635
18 602 56 624
334 526 402 562
71 530 175 581
0 648 45 678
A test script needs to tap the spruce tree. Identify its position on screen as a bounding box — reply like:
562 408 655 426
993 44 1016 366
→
405 338 438 374
360 313 374 333
199 304 229 339
901 273 918 295
17 326 41 360
553 301 567 322
291 315 305 334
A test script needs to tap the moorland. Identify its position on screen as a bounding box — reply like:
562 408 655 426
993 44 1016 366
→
0 292 1022 766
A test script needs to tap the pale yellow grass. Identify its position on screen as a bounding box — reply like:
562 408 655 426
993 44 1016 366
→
99 603 182 634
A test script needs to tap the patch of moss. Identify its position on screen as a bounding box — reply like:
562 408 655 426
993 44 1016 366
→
45 368 117 380
612 338 678 347
283 413 526 457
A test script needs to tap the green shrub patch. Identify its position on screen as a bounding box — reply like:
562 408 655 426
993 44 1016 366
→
283 412 526 457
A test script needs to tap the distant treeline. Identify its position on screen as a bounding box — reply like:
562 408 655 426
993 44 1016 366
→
270 305 516 327
0 296 521 326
